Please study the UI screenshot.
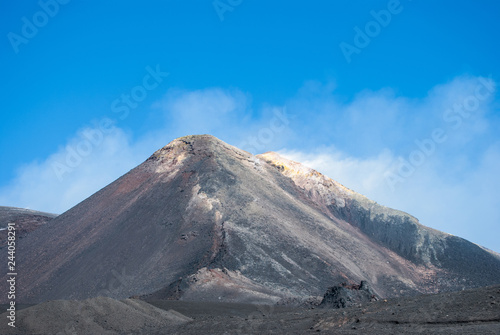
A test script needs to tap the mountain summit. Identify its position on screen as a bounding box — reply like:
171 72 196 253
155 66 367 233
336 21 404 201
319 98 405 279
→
7 135 500 304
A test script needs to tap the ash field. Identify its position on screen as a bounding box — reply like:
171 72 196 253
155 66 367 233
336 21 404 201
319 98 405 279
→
0 284 499 334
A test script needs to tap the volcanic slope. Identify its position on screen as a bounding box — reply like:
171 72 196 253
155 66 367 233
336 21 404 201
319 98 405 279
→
7 135 500 304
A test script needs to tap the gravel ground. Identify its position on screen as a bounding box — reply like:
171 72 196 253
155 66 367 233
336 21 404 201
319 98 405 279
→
153 284 500 334
1 284 497 334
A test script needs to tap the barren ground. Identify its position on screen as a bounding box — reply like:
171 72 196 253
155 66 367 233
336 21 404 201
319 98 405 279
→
0 284 498 334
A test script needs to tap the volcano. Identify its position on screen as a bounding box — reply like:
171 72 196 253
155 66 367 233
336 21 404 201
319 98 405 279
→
5 135 500 304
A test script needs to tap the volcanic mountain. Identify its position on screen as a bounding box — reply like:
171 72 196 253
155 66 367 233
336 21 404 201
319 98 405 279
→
5 135 500 304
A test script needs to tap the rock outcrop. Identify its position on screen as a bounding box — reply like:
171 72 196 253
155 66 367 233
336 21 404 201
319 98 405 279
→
319 281 378 309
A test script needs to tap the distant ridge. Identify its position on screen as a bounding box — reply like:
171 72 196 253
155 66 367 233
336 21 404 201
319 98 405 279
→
0 206 57 247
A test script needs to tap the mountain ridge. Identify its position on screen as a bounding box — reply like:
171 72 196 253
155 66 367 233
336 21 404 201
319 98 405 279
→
257 151 500 284
0 206 57 248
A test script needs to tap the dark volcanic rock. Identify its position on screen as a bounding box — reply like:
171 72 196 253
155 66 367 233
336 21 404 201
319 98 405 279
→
319 281 378 309
4 135 500 305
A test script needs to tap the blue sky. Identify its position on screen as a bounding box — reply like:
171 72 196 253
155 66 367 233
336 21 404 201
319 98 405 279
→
1 1 500 252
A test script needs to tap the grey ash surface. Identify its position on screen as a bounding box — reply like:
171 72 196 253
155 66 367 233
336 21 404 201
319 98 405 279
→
153 284 500 334
1 284 497 334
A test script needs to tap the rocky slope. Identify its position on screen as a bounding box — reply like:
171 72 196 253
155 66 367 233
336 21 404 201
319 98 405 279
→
4 135 500 304
257 152 500 290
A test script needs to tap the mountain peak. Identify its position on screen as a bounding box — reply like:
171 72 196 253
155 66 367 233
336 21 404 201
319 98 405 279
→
150 134 247 160
147 134 251 173
152 134 221 156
